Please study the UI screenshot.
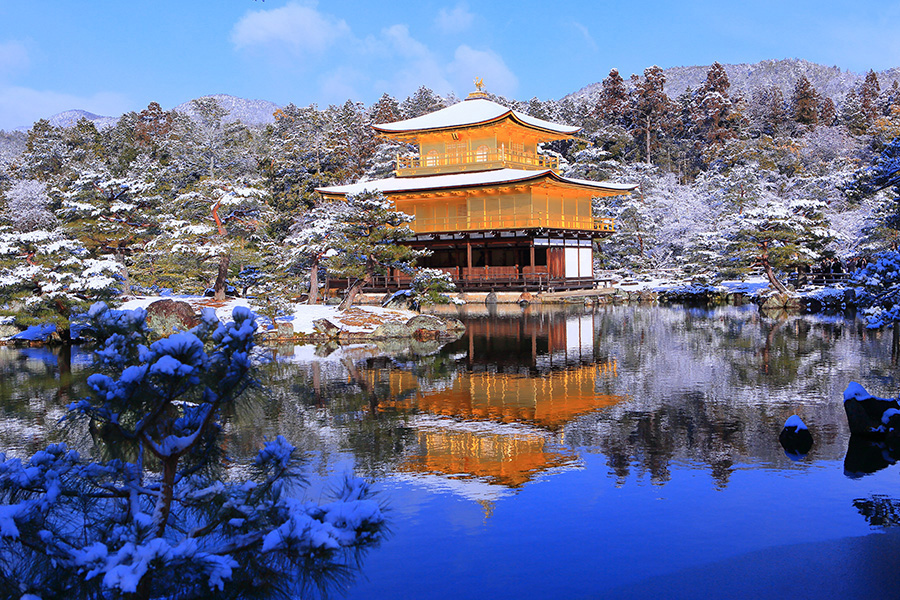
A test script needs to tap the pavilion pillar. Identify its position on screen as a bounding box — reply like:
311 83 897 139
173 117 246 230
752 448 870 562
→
467 242 473 270
530 243 535 268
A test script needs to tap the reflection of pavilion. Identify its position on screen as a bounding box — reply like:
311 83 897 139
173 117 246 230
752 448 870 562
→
371 311 627 502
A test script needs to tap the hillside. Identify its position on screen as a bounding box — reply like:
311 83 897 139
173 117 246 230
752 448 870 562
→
567 58 900 103
171 94 281 126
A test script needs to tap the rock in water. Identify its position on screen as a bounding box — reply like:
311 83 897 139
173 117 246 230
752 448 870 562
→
145 300 200 337
779 415 813 457
843 382 900 437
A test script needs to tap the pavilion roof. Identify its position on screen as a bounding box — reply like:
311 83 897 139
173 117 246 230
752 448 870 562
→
317 168 637 197
372 97 581 137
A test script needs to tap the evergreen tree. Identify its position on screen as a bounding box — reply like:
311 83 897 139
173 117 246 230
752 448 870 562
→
400 86 447 119
749 85 787 136
860 70 882 124
0 304 385 598
693 62 739 145
818 96 837 126
789 76 820 129
595 68 629 127
628 66 672 164
370 93 401 124
841 89 867 134
733 196 835 291
324 191 423 309
284 201 346 304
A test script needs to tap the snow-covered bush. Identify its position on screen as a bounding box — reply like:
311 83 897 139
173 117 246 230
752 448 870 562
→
0 304 385 598
852 252 900 328
411 268 458 306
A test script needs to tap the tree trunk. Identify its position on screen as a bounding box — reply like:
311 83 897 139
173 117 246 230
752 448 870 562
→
761 257 787 293
116 249 130 296
214 253 230 301
339 276 369 310
645 116 652 164
308 259 319 305
339 257 374 310
153 456 178 538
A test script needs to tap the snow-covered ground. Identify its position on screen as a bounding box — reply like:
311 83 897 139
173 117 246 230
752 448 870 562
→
118 296 416 335
611 274 771 295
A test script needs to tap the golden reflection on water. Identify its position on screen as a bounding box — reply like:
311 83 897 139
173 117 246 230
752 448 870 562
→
371 359 627 492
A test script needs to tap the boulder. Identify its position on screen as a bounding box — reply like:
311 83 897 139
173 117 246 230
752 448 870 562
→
843 382 900 437
145 299 201 336
760 292 801 312
406 314 465 341
371 320 413 338
312 318 341 339
779 415 813 457
263 322 295 340
484 291 498 305
518 291 533 306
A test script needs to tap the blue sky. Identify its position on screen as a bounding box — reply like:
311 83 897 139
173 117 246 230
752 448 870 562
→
1 0 899 130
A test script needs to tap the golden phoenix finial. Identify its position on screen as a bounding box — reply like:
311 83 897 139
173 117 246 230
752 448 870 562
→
474 77 484 91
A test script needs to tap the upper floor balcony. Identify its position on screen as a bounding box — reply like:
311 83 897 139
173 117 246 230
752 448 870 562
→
397 148 559 177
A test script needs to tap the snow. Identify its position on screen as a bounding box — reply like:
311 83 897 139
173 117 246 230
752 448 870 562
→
119 296 254 325
289 304 417 335
882 408 900 425
10 323 56 342
783 415 808 431
373 97 580 135
318 167 636 197
844 381 875 403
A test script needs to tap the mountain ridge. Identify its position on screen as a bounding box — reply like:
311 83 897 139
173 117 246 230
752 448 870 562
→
17 59 900 133
566 58 900 104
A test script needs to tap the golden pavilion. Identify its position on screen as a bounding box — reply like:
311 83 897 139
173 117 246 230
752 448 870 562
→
318 82 636 291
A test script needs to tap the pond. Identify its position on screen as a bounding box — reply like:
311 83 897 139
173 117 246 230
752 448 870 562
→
3 304 900 598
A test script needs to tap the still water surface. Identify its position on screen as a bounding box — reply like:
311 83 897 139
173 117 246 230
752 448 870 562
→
3 304 900 598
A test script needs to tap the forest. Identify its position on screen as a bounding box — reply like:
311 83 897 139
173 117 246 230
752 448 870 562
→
1 60 900 335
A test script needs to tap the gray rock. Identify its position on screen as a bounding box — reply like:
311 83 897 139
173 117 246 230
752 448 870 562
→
372 321 413 338
406 314 465 341
312 318 341 339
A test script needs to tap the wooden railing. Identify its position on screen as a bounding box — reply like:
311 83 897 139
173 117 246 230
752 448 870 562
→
406 212 614 234
397 149 559 176
356 272 611 292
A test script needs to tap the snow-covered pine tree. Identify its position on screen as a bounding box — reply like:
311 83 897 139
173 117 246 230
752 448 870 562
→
627 66 673 165
324 190 423 309
789 75 820 129
0 303 386 598
284 200 347 305
400 86 447 119
733 195 835 291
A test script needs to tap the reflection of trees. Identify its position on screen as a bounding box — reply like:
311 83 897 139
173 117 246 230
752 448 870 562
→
854 495 900 527
4 304 896 500
0 346 91 457
565 305 894 487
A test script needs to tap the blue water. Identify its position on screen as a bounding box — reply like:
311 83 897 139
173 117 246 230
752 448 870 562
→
3 304 900 598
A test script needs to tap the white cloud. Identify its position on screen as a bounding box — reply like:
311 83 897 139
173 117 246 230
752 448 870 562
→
572 22 598 53
435 3 474 34
447 45 518 97
231 1 351 56
0 40 29 77
0 86 131 130
376 25 454 97
319 67 364 103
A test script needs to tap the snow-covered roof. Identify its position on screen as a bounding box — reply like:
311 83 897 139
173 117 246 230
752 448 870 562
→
317 168 637 197
373 98 581 137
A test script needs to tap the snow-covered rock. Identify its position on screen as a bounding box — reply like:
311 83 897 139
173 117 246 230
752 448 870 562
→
843 382 900 437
